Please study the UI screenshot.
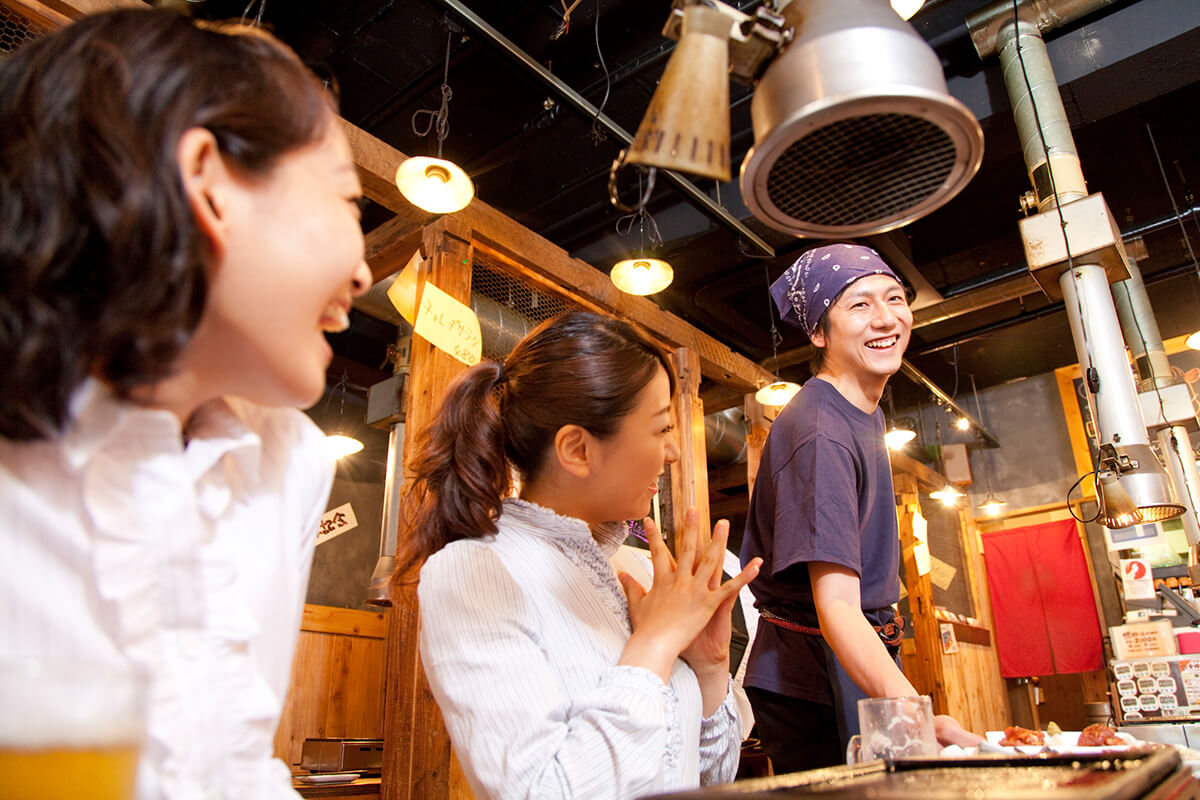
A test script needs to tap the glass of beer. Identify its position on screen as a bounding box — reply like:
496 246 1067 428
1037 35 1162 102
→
0 660 144 800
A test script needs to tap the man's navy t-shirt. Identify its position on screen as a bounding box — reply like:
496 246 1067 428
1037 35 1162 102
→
739 377 900 704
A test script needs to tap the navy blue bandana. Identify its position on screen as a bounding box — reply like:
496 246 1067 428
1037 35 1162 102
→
770 244 901 337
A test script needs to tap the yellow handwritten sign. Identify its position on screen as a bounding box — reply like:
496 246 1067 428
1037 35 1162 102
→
385 250 482 366
415 281 481 366
385 250 423 322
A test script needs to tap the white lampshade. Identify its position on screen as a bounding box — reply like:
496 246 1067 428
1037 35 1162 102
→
324 433 364 459
930 485 962 506
1187 330 1200 351
891 0 924 20
395 156 474 213
611 256 673 295
978 493 1007 517
885 416 917 450
755 380 801 407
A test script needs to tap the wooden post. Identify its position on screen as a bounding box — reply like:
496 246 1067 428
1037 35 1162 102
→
895 472 949 713
743 393 769 500
381 218 474 800
669 347 709 548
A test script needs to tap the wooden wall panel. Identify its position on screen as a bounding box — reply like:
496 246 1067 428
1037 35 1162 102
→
893 454 1011 733
275 606 389 768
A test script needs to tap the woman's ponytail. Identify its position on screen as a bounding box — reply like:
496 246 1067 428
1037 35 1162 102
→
395 360 508 578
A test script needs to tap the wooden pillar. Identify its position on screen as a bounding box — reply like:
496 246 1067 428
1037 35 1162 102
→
895 473 949 712
669 347 709 548
743 393 769 500
381 218 474 800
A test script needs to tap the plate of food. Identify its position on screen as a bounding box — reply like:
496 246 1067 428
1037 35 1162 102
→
982 723 1138 754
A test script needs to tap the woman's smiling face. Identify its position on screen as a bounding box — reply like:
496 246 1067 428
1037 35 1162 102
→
578 365 680 525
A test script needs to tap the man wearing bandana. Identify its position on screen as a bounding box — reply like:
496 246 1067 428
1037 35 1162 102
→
740 244 978 772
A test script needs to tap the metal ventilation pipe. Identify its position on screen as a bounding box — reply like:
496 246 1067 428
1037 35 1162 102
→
1112 252 1200 545
981 4 1184 526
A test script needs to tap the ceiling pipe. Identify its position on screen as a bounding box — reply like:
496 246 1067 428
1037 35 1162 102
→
432 0 775 258
913 256 1200 356
899 359 1000 447
978 0 1184 525
966 0 1120 60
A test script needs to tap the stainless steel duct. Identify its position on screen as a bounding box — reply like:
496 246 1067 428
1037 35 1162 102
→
1113 252 1200 545
739 0 983 238
980 5 1185 526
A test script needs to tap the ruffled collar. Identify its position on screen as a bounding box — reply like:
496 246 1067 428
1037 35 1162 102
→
501 497 629 558
60 378 263 480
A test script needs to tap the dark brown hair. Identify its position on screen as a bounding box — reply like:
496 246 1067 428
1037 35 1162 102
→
810 311 834 374
0 9 332 439
395 312 676 576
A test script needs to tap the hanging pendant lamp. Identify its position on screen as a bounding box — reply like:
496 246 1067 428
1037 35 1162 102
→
396 156 474 214
396 30 474 214
611 205 673 295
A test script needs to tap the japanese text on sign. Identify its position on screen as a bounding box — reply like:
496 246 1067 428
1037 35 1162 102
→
317 502 358 546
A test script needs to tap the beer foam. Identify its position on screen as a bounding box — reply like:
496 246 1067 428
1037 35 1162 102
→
0 663 144 748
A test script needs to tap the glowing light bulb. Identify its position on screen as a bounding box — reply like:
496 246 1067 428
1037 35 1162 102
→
755 381 801 407
324 433 364 459
955 416 971 431
611 256 673 295
395 156 474 213
890 0 924 20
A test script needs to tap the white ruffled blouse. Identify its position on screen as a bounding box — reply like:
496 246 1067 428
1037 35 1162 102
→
418 498 742 800
0 379 333 799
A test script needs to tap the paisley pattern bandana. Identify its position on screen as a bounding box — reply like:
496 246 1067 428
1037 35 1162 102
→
769 244 901 337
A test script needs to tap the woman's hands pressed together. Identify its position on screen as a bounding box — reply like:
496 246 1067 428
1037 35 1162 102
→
617 509 761 712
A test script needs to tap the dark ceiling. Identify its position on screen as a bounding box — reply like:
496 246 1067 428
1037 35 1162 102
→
194 0 1200 412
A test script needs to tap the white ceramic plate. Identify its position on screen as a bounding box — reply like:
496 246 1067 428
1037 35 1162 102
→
295 772 361 784
982 730 1136 755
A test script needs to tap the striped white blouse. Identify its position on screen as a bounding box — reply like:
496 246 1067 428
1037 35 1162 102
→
418 498 742 800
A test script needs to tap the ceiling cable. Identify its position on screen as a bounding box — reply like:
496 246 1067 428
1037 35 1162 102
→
411 30 455 159
590 0 611 143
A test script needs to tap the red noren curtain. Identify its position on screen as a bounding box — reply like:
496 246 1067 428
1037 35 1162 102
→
981 519 1103 677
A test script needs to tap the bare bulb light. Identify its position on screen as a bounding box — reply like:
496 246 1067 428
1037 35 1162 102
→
930 485 963 506
324 433 364 459
978 493 1006 517
955 416 971 431
1187 330 1200 351
890 0 925 20
395 156 475 213
885 417 917 450
755 381 801 407
611 256 673 295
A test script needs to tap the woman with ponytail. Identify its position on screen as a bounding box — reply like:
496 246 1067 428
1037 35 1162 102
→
398 311 761 799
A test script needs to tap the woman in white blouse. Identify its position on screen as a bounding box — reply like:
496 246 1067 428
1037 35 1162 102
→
0 9 371 797
398 312 762 799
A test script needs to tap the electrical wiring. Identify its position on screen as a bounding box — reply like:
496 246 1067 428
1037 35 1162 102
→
1066 469 1104 524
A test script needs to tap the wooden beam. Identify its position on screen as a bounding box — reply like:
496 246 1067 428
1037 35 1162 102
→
365 216 426 284
708 462 750 493
453 202 775 394
889 450 950 492
0 0 72 30
669 347 710 548
699 382 748 415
